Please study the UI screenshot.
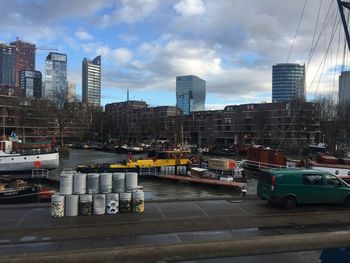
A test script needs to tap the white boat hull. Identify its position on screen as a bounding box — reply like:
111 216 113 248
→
0 152 59 172
310 165 350 178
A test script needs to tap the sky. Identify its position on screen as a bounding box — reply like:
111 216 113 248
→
0 0 347 109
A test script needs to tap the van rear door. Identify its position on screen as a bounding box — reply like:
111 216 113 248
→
257 171 274 200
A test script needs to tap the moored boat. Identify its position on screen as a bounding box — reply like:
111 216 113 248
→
115 144 151 154
0 179 41 204
0 140 59 173
76 150 193 173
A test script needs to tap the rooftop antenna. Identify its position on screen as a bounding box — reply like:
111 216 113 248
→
127 89 129 101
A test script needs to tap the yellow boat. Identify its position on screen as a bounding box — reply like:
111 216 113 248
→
76 150 193 173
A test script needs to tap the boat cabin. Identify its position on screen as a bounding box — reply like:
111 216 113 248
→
0 140 13 153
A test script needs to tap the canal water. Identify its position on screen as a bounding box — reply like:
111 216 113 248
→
51 149 257 201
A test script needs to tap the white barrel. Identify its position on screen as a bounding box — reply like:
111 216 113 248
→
93 194 106 215
79 194 92 216
65 195 79 216
106 193 119 214
160 166 165 174
51 195 65 217
60 173 73 195
125 172 138 191
73 173 86 194
112 173 125 193
100 173 112 193
132 190 144 213
119 192 132 213
87 173 100 194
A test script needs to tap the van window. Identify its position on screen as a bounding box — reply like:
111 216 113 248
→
325 174 341 186
303 174 323 185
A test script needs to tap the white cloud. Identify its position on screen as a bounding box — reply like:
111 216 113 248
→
101 0 159 26
174 0 205 16
112 48 133 65
75 30 93 40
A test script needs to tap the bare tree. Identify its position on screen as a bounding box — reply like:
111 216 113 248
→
48 88 81 146
315 95 339 150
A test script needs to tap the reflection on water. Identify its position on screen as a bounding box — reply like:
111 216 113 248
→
51 149 256 201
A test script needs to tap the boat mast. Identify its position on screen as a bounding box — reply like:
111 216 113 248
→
337 0 350 52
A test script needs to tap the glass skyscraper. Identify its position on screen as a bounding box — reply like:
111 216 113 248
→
44 52 67 98
82 56 101 106
176 75 206 114
19 70 42 98
272 63 305 102
0 44 16 85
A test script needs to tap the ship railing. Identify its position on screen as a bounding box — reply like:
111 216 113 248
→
139 167 158 176
31 169 49 178
242 159 288 170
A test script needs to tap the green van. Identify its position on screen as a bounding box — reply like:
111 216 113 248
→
257 168 350 209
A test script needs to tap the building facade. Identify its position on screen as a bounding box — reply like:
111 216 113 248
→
44 52 67 98
272 63 305 102
19 70 42 98
339 71 350 107
105 100 320 148
67 81 76 102
176 75 206 114
0 44 16 85
82 56 101 106
10 39 35 86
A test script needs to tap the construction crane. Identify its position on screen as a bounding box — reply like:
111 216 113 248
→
12 37 58 85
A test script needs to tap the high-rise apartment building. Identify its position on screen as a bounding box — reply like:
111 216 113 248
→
44 52 67 98
10 39 35 86
19 70 42 98
0 44 16 85
176 75 206 114
339 71 350 108
272 63 305 102
82 56 101 106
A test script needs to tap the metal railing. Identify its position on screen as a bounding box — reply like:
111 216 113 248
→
139 167 158 176
31 169 49 178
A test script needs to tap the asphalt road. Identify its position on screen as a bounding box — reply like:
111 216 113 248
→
0 198 350 262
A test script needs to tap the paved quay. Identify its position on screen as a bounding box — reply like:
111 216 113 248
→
1 198 350 262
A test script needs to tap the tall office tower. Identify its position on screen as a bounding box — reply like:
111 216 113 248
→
0 44 16 85
10 39 35 86
176 75 206 114
44 52 67 98
19 70 42 98
339 71 350 108
272 63 305 102
67 81 76 102
82 56 101 106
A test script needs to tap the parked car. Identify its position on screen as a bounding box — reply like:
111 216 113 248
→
257 168 350 209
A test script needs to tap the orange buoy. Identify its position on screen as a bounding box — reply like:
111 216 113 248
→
34 160 42 168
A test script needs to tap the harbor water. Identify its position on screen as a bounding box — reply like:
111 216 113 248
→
51 149 257 201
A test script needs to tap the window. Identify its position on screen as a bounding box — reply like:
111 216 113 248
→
224 118 231 124
303 174 323 185
325 174 341 186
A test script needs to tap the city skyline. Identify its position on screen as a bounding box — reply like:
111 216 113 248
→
0 0 347 108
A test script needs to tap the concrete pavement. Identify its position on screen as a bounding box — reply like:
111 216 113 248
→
1 198 350 262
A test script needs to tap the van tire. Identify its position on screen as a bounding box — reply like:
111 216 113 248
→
283 196 297 209
344 196 350 208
